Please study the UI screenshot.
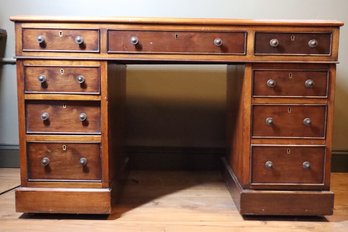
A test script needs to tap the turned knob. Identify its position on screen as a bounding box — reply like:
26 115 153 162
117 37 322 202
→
213 38 223 47
41 157 50 166
79 157 88 166
269 38 279 48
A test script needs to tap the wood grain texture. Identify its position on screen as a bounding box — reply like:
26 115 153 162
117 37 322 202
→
251 146 325 188
27 142 101 181
2 169 348 231
251 104 326 138
252 69 328 98
108 30 246 54
22 28 100 53
24 65 101 94
26 100 101 134
11 17 343 216
254 32 332 55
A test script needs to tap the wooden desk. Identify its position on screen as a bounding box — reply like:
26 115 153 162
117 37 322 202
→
10 16 343 216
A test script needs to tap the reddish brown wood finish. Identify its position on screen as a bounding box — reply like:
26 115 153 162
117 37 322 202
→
10 16 343 216
254 32 332 55
108 30 246 54
22 28 100 53
251 146 325 186
26 100 101 134
27 142 101 180
24 65 101 94
16 187 111 214
253 70 328 97
252 105 326 138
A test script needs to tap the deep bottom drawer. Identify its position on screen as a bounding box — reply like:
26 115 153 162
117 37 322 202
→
27 142 101 181
251 146 325 187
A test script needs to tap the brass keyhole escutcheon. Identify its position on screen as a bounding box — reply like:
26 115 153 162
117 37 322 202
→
290 34 296 41
62 144 67 151
58 31 63 37
62 104 67 109
59 68 64 75
287 148 291 155
288 107 292 113
289 72 293 79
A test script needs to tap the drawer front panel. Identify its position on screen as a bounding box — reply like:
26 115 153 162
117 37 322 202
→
252 105 326 138
27 142 101 180
254 32 331 55
253 70 328 97
24 66 100 94
22 29 100 52
26 101 101 134
251 146 325 185
108 30 246 54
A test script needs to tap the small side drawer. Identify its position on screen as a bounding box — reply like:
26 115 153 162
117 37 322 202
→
108 30 246 54
24 65 100 94
22 28 100 53
26 101 101 134
253 69 328 97
252 105 326 138
254 32 331 55
251 146 325 186
27 142 101 181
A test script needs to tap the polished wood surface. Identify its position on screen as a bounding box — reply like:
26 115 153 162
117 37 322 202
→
24 64 101 94
252 69 328 97
251 146 325 187
26 100 101 134
22 28 99 52
10 16 344 216
252 105 326 138
108 30 246 54
27 142 101 181
254 32 332 55
1 169 348 231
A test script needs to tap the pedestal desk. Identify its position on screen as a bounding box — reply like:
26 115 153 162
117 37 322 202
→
10 16 343 216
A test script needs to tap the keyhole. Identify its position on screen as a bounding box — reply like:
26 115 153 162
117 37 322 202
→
289 72 293 79
62 144 67 151
58 31 63 37
175 33 179 39
288 107 292 113
62 104 67 109
60 68 64 75
287 148 291 155
290 35 296 41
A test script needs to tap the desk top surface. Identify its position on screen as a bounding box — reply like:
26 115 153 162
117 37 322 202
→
10 16 344 27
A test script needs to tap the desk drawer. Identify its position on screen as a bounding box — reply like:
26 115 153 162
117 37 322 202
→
26 101 101 134
22 28 99 53
24 66 100 94
254 32 331 55
251 146 325 186
27 142 101 181
253 70 328 97
252 105 326 138
108 30 246 54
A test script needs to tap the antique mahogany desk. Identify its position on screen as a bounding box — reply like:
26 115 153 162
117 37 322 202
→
10 16 343 216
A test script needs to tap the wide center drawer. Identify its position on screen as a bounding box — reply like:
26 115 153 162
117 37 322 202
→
26 101 101 134
27 142 101 181
252 105 326 138
251 146 325 187
108 30 246 54
22 28 100 53
24 65 100 94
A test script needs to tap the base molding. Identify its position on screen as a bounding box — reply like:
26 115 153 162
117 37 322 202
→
222 158 334 216
15 187 112 214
